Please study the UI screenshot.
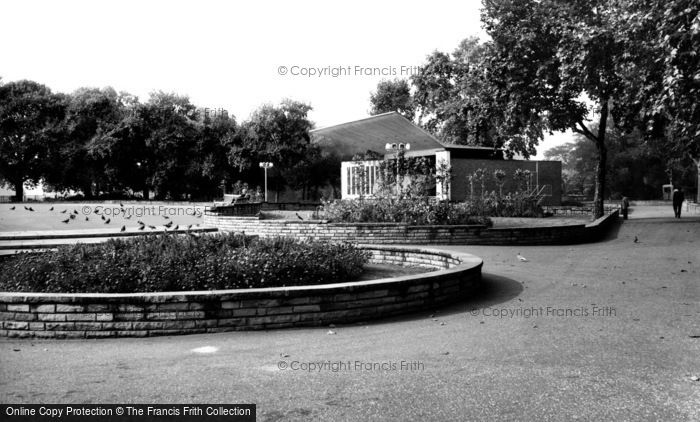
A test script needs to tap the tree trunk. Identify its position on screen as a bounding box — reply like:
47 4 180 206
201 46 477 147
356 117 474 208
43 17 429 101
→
693 157 700 203
592 99 610 219
143 187 150 200
593 141 607 219
13 179 24 202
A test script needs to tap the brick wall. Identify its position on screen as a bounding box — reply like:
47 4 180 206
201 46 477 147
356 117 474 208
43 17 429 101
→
450 159 562 205
0 246 483 338
204 210 619 246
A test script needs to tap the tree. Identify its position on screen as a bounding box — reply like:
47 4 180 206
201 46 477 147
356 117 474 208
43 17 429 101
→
233 100 315 198
614 0 700 201
0 80 66 201
481 0 651 218
369 79 415 120
48 87 124 197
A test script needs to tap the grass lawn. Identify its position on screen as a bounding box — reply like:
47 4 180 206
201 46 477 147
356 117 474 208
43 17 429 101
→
0 203 205 232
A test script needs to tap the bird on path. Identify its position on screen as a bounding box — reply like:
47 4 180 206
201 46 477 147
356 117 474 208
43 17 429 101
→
137 220 144 225
174 225 179 231
61 218 70 224
24 206 29 210
49 206 54 211
101 215 105 221
69 214 76 220
517 253 529 262
10 206 15 210
61 209 67 213
85 217 89 221
138 225 145 231
120 225 126 232
27 207 34 211
148 225 156 230
119 202 124 207
73 210 78 214
634 236 639 243
296 212 303 220
187 224 192 231
105 218 111 224
163 216 170 219
164 221 173 228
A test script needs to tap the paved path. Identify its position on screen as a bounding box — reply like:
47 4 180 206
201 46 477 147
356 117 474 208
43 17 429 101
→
1 208 699 421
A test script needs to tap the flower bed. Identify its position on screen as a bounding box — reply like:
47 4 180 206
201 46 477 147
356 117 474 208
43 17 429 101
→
322 198 493 226
0 234 369 293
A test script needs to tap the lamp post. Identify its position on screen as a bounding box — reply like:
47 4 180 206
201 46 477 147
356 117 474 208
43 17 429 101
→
384 143 410 197
258 162 273 202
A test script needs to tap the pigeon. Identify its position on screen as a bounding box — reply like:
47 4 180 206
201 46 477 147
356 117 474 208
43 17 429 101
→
49 206 54 211
634 236 638 243
148 225 156 230
10 206 15 210
164 221 173 228
119 202 124 208
24 206 29 210
28 207 35 211
69 214 76 220
163 216 170 220
61 209 67 213
101 215 105 221
85 217 89 221
94 209 100 214
187 224 192 230
73 210 78 214
120 225 126 232
174 225 179 231
104 218 111 224
137 220 144 225
296 212 303 220
61 218 70 224
125 215 131 220
138 225 145 231
517 253 528 262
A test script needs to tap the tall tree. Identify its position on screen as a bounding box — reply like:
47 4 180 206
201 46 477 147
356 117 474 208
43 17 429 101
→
482 0 641 217
369 79 415 120
233 99 314 196
49 87 123 197
614 0 700 201
0 80 66 201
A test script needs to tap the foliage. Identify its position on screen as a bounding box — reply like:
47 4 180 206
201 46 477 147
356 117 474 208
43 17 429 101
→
0 233 369 293
322 198 493 226
0 80 66 201
369 79 415 120
0 82 320 201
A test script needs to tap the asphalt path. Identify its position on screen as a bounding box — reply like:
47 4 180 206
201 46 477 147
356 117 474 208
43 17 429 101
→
1 206 699 421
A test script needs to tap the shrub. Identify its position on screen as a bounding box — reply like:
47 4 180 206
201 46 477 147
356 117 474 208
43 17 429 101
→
322 198 493 226
0 233 369 293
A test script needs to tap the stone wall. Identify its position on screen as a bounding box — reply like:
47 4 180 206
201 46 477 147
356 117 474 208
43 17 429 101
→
204 211 619 246
0 246 483 338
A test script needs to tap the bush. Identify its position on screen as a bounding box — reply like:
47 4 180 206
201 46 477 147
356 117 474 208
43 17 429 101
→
0 233 369 293
322 198 493 226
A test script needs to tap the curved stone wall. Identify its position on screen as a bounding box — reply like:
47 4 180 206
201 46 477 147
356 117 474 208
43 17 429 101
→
0 246 482 338
204 211 619 245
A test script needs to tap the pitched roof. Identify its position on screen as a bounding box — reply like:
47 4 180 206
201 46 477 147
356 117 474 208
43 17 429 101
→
310 112 444 159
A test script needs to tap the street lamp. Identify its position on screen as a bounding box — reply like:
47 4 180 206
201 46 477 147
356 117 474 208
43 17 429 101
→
385 143 411 197
258 162 274 202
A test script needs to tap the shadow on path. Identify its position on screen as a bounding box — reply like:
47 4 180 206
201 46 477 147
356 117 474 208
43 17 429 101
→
349 272 524 326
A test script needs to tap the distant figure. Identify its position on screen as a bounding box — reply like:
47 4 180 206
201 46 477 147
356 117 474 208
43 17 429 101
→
621 196 630 220
672 188 685 218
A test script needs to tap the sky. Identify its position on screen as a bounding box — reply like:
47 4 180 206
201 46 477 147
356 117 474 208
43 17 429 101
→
1 0 572 159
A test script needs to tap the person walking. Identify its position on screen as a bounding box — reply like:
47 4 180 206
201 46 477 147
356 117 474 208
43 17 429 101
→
621 196 630 220
672 188 685 218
